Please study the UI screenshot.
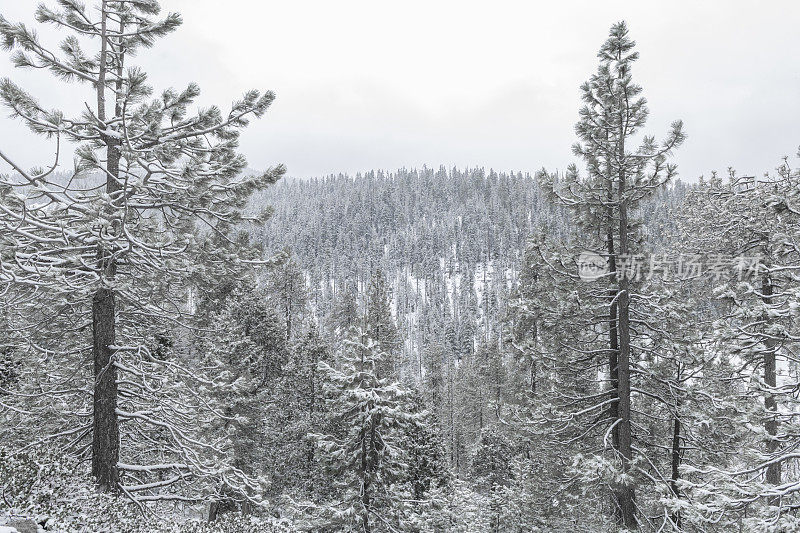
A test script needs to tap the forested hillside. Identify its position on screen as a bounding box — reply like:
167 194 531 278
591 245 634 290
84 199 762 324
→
251 169 684 384
250 168 560 377
1 2 799 533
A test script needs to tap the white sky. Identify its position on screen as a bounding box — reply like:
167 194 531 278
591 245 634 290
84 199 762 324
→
1 0 799 181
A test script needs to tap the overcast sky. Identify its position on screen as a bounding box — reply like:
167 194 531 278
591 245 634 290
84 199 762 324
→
1 0 799 181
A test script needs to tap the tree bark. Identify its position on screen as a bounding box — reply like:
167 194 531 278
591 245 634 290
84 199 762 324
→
92 0 122 491
92 288 119 490
615 167 637 528
361 413 374 533
208 500 219 523
762 274 781 489
607 221 620 451
670 387 682 529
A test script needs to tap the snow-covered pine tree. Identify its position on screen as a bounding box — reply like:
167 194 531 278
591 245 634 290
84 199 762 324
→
673 162 800 528
0 0 283 502
629 270 713 529
328 281 360 346
537 20 685 528
470 427 515 533
401 392 449 504
265 254 308 342
288 323 331 480
310 329 420 532
364 268 401 378
195 285 273 518
507 224 619 522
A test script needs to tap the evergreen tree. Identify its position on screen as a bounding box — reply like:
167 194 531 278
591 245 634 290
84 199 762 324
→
471 427 514 532
401 393 450 503
671 163 800 529
537 21 685 528
310 329 420 532
329 281 360 344
364 268 401 378
196 283 275 518
265 254 308 341
0 0 283 498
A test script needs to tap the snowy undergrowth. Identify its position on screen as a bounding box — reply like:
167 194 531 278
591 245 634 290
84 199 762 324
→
0 448 292 533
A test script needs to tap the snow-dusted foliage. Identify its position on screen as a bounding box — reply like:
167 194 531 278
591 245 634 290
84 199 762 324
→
303 331 420 530
0 0 283 514
1 2 799 532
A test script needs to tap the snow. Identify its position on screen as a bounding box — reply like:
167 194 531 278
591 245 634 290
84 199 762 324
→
101 128 122 139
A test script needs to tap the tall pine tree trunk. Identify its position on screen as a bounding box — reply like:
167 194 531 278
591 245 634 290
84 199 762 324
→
615 178 637 528
670 366 682 529
92 0 121 490
607 218 620 451
530 322 538 394
360 412 374 533
92 288 119 490
605 146 621 465
762 274 781 489
607 183 627 522
670 413 682 528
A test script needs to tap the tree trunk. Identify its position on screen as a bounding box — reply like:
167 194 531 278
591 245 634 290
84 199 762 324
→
92 0 122 491
670 387 682 529
615 181 637 528
361 416 373 533
762 274 781 489
285 277 292 340
607 221 620 451
92 288 119 491
308 343 318 468
208 498 220 522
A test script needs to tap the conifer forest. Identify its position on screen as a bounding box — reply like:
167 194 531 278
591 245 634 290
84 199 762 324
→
2 1 800 532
